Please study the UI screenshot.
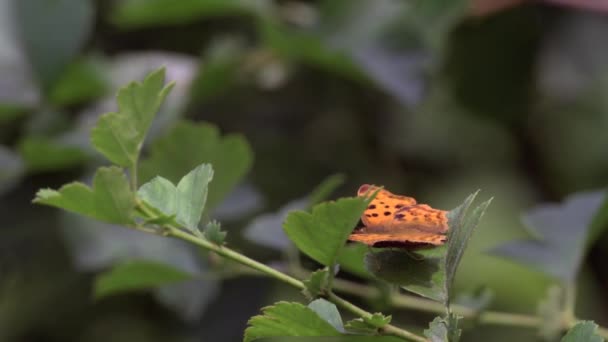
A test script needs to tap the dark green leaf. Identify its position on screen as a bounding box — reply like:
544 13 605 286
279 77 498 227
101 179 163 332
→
302 268 330 299
204 220 226 245
308 174 346 207
95 260 195 298
18 137 88 172
337 244 372 279
138 163 214 232
492 190 605 283
308 299 344 332
445 193 492 297
34 166 134 224
48 57 108 106
14 0 94 89
111 0 269 29
139 120 253 211
365 249 446 303
561 321 603 342
91 67 174 167
283 197 370 266
244 301 342 342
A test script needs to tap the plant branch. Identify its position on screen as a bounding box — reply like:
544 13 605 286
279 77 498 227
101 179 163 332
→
165 227 426 341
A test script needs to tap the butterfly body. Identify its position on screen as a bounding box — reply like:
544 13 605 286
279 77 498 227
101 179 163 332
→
348 184 449 249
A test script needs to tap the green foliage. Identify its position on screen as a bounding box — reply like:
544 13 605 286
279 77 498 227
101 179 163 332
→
492 190 606 283
308 299 345 332
48 58 108 106
18 137 87 172
138 163 214 233
111 0 267 29
337 244 372 279
34 166 134 224
302 268 331 299
561 321 603 342
244 301 342 342
204 220 226 245
138 121 253 211
308 174 346 207
13 0 94 89
94 260 195 298
283 196 370 266
345 313 392 335
364 191 491 305
91 67 174 167
365 249 446 303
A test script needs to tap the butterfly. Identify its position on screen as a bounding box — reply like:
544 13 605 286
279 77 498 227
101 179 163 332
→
348 184 449 249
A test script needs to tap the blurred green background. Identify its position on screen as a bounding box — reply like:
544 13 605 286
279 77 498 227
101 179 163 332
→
1 0 608 341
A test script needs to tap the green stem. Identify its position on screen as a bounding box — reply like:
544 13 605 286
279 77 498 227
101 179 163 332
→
327 292 427 342
166 228 425 341
331 277 541 328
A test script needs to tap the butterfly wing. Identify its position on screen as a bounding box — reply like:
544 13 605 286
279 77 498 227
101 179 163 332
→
350 184 448 249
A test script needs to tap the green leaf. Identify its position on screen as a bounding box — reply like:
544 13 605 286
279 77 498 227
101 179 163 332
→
14 0 94 89
302 268 330 299
18 137 88 172
138 163 214 232
34 166 134 224
308 174 346 207
424 314 461 342
362 191 491 304
91 67 174 167
537 285 565 341
204 220 226 245
283 196 370 266
337 244 372 279
244 301 342 342
492 190 605 283
365 249 446 303
48 57 108 106
345 313 392 335
308 299 344 332
445 193 492 297
561 321 603 342
139 120 253 211
95 260 195 298
111 0 269 29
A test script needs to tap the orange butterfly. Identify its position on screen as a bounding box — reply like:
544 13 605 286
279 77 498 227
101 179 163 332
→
348 184 449 249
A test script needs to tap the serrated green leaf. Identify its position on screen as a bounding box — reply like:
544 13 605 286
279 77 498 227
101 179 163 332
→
34 166 134 224
492 190 605 283
204 220 226 245
308 299 344 332
561 321 603 342
138 163 214 232
424 314 461 342
18 137 88 172
139 120 253 211
365 249 446 303
244 301 342 342
308 174 346 207
94 259 195 298
303 268 330 299
445 193 492 298
91 67 174 167
283 197 369 266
